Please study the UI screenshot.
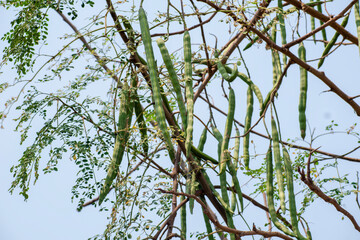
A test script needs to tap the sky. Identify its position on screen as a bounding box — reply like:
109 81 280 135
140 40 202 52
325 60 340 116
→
1 1 360 240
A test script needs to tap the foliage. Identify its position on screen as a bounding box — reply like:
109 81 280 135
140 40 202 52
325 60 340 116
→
1 0 360 239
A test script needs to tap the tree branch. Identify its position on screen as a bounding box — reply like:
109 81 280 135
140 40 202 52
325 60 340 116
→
247 25 360 116
157 189 294 240
284 0 358 45
199 95 360 163
55 10 121 86
284 0 356 49
193 0 272 102
298 167 360 232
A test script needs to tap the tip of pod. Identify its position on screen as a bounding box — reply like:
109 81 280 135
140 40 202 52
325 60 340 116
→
301 131 306 140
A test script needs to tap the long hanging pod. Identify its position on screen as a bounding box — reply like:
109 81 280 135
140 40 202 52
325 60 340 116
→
212 126 223 161
219 88 235 175
189 127 208 214
309 0 316 44
277 0 287 64
184 31 194 158
316 0 328 47
196 127 235 215
173 29 191 236
220 89 244 212
139 7 175 161
156 38 187 128
298 42 307 140
131 76 149 155
271 23 278 86
265 146 298 238
231 128 241 212
271 116 286 212
180 194 187 240
243 87 253 169
233 127 241 168
133 98 148 155
200 196 216 240
318 15 349 68
271 23 282 87
227 153 244 212
283 148 303 239
212 125 236 240
189 171 197 214
98 81 133 205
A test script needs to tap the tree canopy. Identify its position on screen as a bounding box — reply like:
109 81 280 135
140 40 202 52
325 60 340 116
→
1 0 360 239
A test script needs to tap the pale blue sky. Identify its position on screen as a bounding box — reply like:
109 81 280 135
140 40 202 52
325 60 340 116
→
1 1 360 239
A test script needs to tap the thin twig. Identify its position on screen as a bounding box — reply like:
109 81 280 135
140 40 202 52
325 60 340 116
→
152 196 189 240
198 95 360 163
157 189 294 240
284 0 356 48
283 0 358 45
298 168 360 232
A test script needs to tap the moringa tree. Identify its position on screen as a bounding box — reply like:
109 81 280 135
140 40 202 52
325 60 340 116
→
1 0 360 239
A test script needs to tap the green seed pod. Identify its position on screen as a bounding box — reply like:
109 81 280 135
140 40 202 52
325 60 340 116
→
261 90 271 116
156 38 187 128
224 66 263 110
215 50 238 82
243 87 253 169
266 145 297 238
131 76 148 155
230 181 237 213
198 127 207 152
318 15 349 68
189 171 197 214
298 42 307 140
310 0 316 44
271 116 286 212
283 148 302 239
271 23 282 87
133 95 148 155
191 145 218 164
184 31 194 158
99 81 133 205
200 196 216 240
139 7 175 161
202 168 234 214
219 88 235 175
212 125 223 161
180 195 187 239
233 128 240 168
316 1 328 47
227 155 244 212
218 61 238 82
278 0 287 64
